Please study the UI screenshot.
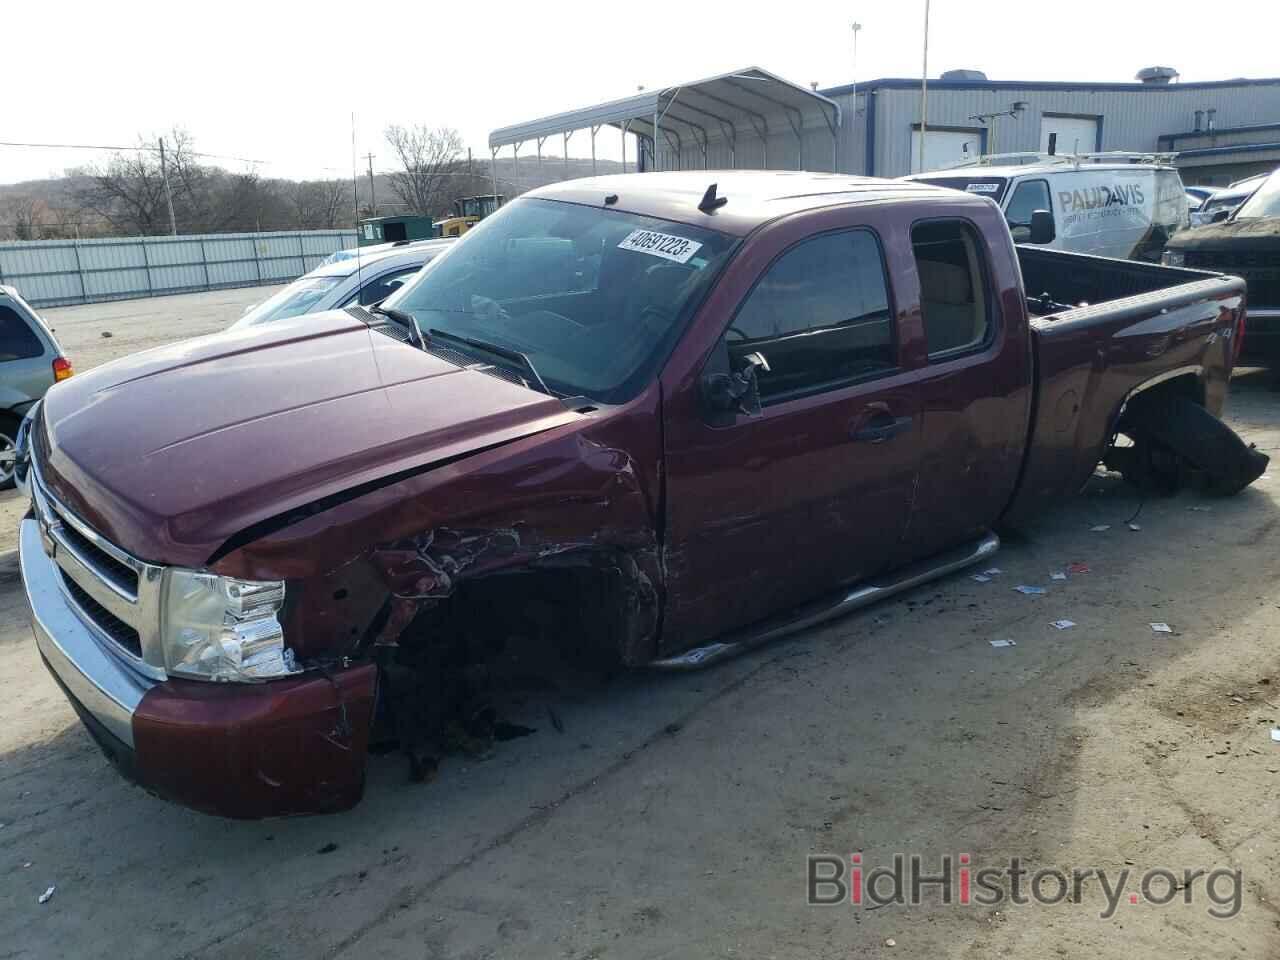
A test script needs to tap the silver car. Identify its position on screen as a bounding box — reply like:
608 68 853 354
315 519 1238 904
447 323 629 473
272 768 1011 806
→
1 285 70 488
231 240 453 329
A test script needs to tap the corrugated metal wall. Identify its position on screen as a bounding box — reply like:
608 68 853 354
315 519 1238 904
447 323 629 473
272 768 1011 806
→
821 80 1280 178
0 229 358 308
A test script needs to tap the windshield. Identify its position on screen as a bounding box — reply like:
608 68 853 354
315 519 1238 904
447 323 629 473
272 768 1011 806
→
235 274 344 327
385 198 737 403
1234 171 1280 220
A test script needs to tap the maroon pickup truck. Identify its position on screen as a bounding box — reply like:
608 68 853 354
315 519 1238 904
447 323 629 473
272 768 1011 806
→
18 172 1265 818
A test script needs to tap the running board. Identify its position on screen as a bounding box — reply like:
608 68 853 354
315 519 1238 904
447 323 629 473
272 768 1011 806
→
650 531 1000 671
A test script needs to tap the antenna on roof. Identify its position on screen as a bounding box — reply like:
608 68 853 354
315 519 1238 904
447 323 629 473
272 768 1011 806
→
351 112 364 295
698 183 728 213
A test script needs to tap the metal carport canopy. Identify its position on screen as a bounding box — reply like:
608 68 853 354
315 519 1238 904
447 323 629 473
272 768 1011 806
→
486 66 841 175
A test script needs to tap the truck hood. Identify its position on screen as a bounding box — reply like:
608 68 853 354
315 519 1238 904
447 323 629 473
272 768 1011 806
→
1168 216 1280 253
36 311 583 567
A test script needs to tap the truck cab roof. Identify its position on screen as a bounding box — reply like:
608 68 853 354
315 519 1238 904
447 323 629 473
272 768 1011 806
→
526 171 984 236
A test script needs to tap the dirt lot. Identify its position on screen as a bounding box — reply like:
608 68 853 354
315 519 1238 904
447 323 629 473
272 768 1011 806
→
1 290 1279 958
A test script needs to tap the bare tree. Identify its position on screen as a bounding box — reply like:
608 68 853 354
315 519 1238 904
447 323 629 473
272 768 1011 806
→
316 179 350 229
383 125 463 217
76 131 188 235
9 197 41 241
287 179 350 230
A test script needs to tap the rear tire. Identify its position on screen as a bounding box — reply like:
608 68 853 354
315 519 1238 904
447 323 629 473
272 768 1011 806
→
1118 395 1269 496
0 414 20 491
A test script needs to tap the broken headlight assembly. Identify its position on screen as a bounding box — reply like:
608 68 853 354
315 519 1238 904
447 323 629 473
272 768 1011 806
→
161 571 298 681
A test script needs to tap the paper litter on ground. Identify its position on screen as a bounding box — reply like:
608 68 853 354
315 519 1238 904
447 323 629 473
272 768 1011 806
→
989 639 1016 648
1128 522 1142 531
983 568 1003 576
972 574 992 583
1150 622 1173 634
1050 620 1076 630
38 886 54 905
1188 506 1212 512
1090 524 1111 532
1271 729 1280 743
1050 572 1067 581
1015 585 1046 595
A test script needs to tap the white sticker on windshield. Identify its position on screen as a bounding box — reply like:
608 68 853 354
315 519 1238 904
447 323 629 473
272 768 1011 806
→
965 182 1001 194
617 229 703 264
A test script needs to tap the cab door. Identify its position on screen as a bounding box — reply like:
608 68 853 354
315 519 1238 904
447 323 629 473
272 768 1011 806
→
659 213 922 652
896 212 1032 560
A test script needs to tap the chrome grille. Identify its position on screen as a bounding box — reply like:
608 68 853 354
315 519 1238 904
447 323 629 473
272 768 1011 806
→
30 462 166 679
54 517 139 595
59 572 143 657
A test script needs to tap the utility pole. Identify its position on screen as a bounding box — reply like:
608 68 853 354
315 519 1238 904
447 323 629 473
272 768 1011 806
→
364 153 377 217
918 0 931 173
158 136 178 236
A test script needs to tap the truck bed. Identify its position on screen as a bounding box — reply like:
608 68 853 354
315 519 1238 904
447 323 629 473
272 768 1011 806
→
1018 246 1232 317
1004 246 1247 525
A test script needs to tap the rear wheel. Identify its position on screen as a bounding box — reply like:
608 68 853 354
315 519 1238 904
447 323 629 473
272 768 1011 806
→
1115 394 1269 496
0 414 19 491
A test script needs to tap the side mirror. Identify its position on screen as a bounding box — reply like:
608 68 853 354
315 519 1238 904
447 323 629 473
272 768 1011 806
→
1029 209 1056 245
1210 208 1231 224
700 351 770 421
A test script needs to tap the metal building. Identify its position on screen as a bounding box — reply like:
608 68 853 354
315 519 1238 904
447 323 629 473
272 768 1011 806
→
490 68 1280 188
826 72 1280 185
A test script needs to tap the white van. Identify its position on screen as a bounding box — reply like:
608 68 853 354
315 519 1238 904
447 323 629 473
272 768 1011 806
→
905 153 1190 262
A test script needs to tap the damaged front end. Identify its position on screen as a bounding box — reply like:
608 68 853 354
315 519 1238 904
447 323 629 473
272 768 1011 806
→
201 420 663 811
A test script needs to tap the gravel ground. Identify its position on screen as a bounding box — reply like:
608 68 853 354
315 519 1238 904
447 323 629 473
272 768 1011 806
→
0 290 1278 958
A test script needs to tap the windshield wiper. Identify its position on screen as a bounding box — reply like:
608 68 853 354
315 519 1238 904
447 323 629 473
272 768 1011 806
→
427 327 554 396
371 304 426 350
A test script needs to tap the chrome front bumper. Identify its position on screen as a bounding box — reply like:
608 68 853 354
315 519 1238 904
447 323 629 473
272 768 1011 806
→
20 517 153 747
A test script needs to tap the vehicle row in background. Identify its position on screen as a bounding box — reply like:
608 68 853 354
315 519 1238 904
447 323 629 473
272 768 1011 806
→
1165 166 1280 373
358 195 505 246
905 151 1188 262
1188 173 1269 227
233 239 453 329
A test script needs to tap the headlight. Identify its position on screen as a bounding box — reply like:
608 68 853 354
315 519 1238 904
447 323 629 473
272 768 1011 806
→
161 571 297 681
1163 250 1185 267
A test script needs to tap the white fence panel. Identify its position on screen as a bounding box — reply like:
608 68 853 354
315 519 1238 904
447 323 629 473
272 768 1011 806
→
0 229 357 307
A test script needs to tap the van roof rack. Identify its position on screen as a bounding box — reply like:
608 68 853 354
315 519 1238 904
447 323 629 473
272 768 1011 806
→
949 150 1179 169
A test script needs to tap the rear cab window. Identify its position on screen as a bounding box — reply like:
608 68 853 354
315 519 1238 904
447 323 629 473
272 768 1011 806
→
910 220 994 360
721 228 896 403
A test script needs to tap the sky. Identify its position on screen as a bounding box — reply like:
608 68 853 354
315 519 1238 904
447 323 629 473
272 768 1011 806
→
2 0 1277 186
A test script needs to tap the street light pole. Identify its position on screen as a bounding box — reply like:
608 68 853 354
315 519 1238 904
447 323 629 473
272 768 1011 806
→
918 0 931 173
851 21 862 94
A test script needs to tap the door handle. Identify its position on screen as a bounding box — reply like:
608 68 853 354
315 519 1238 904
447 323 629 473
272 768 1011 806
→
851 414 914 444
